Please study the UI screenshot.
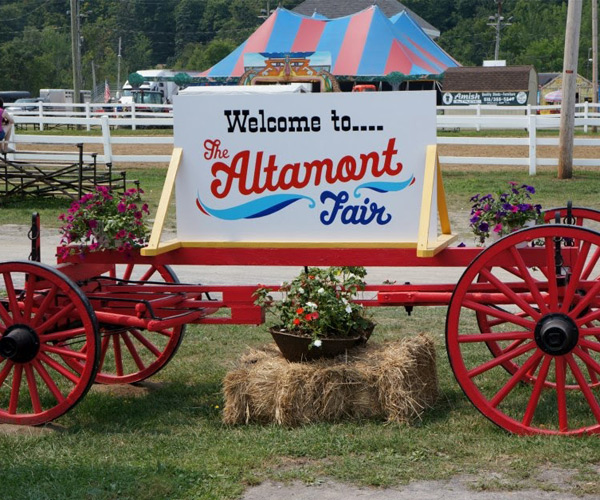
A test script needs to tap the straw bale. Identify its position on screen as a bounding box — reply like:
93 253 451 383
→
222 334 437 426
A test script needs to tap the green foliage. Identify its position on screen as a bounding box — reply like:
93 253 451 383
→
403 0 590 71
0 0 594 96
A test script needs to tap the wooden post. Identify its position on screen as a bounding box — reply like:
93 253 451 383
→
558 0 583 179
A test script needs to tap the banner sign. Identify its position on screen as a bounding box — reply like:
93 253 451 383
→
243 51 332 73
173 90 437 243
442 91 528 106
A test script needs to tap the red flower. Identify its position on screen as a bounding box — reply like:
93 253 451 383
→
296 307 304 315
293 318 300 325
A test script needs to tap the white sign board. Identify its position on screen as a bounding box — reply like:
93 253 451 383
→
173 91 437 244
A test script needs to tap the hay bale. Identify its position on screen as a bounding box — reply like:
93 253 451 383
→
222 334 437 426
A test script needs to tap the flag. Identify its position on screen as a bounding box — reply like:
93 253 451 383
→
104 80 111 103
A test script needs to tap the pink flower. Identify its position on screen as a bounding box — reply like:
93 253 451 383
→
493 223 503 233
117 202 126 213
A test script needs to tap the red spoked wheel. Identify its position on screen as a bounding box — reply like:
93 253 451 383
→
75 263 186 385
447 225 600 435
0 261 99 425
543 206 600 227
477 207 600 385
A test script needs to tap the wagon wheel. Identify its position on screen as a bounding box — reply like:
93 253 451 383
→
447 225 600 435
477 207 600 386
543 205 600 227
0 261 99 425
75 263 186 385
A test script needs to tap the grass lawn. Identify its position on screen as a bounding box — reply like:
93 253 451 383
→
2 308 600 500
2 164 600 498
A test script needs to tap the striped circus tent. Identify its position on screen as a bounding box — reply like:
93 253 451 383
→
200 6 458 81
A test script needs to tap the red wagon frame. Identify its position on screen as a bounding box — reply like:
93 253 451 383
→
2 143 600 435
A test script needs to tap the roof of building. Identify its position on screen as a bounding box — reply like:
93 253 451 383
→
200 7 457 80
443 65 536 91
538 72 559 87
292 0 440 38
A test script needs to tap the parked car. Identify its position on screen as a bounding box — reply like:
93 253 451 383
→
6 97 46 112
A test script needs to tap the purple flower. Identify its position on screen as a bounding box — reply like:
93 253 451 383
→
523 184 535 194
117 202 126 213
478 222 489 232
470 214 480 224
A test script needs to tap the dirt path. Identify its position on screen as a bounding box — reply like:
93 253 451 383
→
241 478 599 500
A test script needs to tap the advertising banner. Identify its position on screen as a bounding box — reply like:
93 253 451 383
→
173 90 437 244
442 91 529 106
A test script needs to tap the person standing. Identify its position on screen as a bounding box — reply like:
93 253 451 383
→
0 98 15 153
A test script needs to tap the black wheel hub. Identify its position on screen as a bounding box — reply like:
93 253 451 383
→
534 313 579 356
0 324 40 363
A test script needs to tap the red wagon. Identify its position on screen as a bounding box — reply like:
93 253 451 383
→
2 90 600 435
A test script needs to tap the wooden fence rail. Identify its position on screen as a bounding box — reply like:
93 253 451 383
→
4 103 600 174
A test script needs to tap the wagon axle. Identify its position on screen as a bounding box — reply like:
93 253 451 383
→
533 313 579 356
0 324 40 363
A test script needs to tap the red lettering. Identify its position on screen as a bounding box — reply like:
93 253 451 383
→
210 150 249 198
203 139 229 160
207 138 403 197
377 138 400 176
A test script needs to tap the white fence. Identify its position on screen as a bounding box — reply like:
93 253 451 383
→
6 102 600 174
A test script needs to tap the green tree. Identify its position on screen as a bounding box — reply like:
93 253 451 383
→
174 0 206 55
0 27 71 93
174 39 236 71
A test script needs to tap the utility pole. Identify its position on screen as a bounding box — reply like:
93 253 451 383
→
558 0 583 180
487 0 512 61
91 59 96 94
117 37 122 99
593 0 598 133
70 0 82 104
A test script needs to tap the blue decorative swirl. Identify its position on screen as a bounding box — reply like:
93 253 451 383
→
353 176 415 198
196 193 316 220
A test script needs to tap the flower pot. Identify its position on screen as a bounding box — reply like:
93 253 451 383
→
269 324 374 363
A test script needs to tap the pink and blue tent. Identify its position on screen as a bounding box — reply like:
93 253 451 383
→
200 6 458 81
